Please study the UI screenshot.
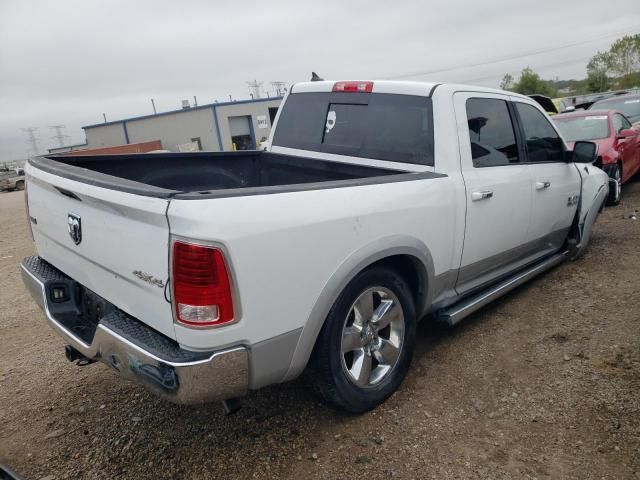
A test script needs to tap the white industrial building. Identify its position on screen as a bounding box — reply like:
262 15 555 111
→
80 97 282 153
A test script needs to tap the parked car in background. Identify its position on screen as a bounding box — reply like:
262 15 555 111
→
0 167 25 192
588 94 640 126
553 110 640 205
528 94 559 115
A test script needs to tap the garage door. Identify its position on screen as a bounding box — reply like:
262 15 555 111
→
228 116 251 136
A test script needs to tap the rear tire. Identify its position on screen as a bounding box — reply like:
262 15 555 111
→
305 267 416 413
14 180 24 191
607 164 622 206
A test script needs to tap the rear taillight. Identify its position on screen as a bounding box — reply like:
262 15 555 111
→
24 178 34 241
332 81 374 93
172 241 235 328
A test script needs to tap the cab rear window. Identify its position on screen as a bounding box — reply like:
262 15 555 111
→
272 92 434 166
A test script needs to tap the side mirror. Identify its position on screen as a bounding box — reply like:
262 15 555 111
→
617 128 636 139
572 141 598 163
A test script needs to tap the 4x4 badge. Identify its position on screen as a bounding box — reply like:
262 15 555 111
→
67 213 82 245
132 270 165 288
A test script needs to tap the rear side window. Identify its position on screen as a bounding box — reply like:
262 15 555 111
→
466 98 519 167
272 92 434 166
514 103 564 163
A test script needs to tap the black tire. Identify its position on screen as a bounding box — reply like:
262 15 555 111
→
607 164 622 206
305 266 416 413
14 181 24 191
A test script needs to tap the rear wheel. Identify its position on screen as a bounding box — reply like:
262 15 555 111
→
607 164 622 206
305 267 416 412
14 180 24 191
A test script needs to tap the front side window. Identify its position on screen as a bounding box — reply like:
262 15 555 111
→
272 92 434 166
515 103 564 163
613 113 632 133
465 98 519 167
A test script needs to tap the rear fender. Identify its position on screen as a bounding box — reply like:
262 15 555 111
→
281 235 435 382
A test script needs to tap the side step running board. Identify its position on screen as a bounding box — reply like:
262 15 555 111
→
437 252 567 327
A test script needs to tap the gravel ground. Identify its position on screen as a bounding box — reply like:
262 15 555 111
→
1 181 639 480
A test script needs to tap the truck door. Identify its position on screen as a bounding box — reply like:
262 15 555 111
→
453 92 532 295
511 99 580 258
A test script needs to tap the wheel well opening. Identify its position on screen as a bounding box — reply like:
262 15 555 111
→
368 255 424 308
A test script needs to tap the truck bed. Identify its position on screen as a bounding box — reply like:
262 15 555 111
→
32 151 407 199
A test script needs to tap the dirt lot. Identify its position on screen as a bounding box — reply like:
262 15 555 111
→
1 182 639 480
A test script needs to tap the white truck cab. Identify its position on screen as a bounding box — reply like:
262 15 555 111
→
21 80 608 412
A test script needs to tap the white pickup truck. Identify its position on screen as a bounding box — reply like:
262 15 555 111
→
21 80 609 413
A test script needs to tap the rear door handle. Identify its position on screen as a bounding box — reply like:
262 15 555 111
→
535 181 551 190
471 191 493 201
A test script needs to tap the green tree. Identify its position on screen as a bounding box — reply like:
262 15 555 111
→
500 73 514 90
586 51 612 92
608 34 640 77
512 67 557 97
617 71 640 89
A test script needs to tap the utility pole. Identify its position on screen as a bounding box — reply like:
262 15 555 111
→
246 80 264 99
271 81 286 97
151 98 157 114
49 125 70 148
21 127 41 157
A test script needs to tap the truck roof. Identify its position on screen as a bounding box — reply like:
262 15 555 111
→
291 80 530 100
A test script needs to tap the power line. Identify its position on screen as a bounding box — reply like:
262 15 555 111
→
271 81 287 96
49 125 70 148
246 80 264 99
386 26 640 80
460 54 595 85
21 127 41 157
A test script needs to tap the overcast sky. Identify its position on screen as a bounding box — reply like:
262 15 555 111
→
1 0 639 160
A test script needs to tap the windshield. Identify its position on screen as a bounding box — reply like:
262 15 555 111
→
272 92 434 166
590 97 640 121
553 115 610 142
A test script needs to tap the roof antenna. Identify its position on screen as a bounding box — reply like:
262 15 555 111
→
311 72 324 82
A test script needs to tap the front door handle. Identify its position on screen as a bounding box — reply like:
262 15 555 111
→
535 181 551 190
471 191 493 201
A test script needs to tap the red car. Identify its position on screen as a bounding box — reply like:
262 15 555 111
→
553 109 640 205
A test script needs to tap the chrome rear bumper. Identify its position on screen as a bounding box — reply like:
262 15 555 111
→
21 256 248 404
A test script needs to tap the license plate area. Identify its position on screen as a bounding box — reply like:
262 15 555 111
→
45 278 115 346
78 285 115 329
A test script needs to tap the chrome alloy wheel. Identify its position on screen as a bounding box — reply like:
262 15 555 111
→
340 287 405 387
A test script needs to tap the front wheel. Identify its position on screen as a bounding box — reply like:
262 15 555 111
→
607 164 622 206
305 267 416 413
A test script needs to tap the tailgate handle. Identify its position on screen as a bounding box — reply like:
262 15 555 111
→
54 186 81 201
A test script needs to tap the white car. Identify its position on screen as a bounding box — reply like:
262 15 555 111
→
21 80 609 412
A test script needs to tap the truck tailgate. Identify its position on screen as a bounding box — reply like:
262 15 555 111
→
26 164 176 340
